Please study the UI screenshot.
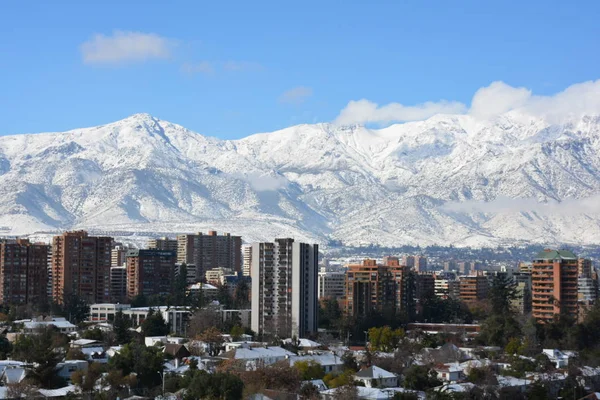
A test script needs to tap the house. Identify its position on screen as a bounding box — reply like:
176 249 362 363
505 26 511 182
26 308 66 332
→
70 338 100 348
164 343 191 366
22 317 77 334
434 364 465 383
542 349 575 368
0 367 27 384
283 338 321 350
38 385 79 398
289 353 344 373
56 360 88 381
353 365 398 388
219 344 295 369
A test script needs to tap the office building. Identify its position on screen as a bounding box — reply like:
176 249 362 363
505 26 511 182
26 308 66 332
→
318 269 346 299
251 239 318 338
177 231 242 279
175 263 198 285
126 249 176 299
110 266 127 304
532 249 579 323
147 237 178 252
344 258 406 319
458 273 488 303
0 239 49 305
51 231 113 304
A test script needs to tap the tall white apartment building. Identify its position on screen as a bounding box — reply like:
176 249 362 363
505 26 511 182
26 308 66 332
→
251 239 318 339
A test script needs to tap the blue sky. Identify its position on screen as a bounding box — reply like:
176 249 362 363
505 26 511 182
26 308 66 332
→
1 0 599 139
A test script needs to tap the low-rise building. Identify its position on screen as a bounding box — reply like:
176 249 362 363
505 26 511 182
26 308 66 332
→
353 365 398 388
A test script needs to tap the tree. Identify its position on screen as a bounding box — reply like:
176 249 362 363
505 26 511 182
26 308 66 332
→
184 370 244 400
526 381 549 400
71 362 104 396
319 298 343 330
294 360 325 381
63 293 90 323
187 306 222 337
402 365 441 391
368 326 404 353
341 351 359 372
230 325 245 341
81 327 104 341
333 384 359 400
141 308 170 336
11 326 67 388
233 279 250 309
130 293 148 307
488 274 519 315
65 348 87 360
299 382 321 399
108 342 164 390
0 336 12 359
113 309 131 344
198 326 224 356
172 263 189 306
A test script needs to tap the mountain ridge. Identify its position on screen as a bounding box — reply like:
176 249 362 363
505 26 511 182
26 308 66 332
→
1 112 600 247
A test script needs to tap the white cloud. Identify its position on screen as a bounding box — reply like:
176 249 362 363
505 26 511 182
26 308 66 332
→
334 99 467 125
81 31 173 65
279 87 313 105
469 81 531 119
441 195 600 216
333 79 600 126
234 172 288 191
181 61 215 75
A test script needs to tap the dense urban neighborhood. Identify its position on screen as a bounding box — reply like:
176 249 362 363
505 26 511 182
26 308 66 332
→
0 231 599 399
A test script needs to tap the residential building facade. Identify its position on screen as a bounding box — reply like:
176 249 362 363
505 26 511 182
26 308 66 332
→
126 249 176 299
51 231 112 304
532 249 579 323
318 269 346 299
0 239 49 305
177 231 242 278
251 239 318 338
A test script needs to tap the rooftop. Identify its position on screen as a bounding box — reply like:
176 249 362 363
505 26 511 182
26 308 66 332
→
534 249 577 261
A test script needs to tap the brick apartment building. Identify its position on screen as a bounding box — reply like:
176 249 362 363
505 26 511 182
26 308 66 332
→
126 249 176 299
51 231 112 304
344 258 407 319
177 231 242 280
0 239 49 305
532 249 579 323
458 273 488 303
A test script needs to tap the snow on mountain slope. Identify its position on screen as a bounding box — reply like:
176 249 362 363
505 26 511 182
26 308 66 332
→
2 112 600 247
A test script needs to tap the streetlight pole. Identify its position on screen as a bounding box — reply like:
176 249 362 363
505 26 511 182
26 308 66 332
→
157 369 165 397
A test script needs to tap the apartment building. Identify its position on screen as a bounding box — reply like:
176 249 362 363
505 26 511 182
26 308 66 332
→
51 231 113 304
414 256 428 272
111 245 127 267
532 249 579 323
242 245 252 277
251 239 318 338
126 249 176 299
344 258 406 319
147 237 178 252
0 239 49 305
110 266 127 304
177 231 242 279
512 272 532 314
318 269 346 299
458 273 488 303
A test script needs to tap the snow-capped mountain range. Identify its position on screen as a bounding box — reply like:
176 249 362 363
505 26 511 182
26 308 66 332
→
2 112 600 247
